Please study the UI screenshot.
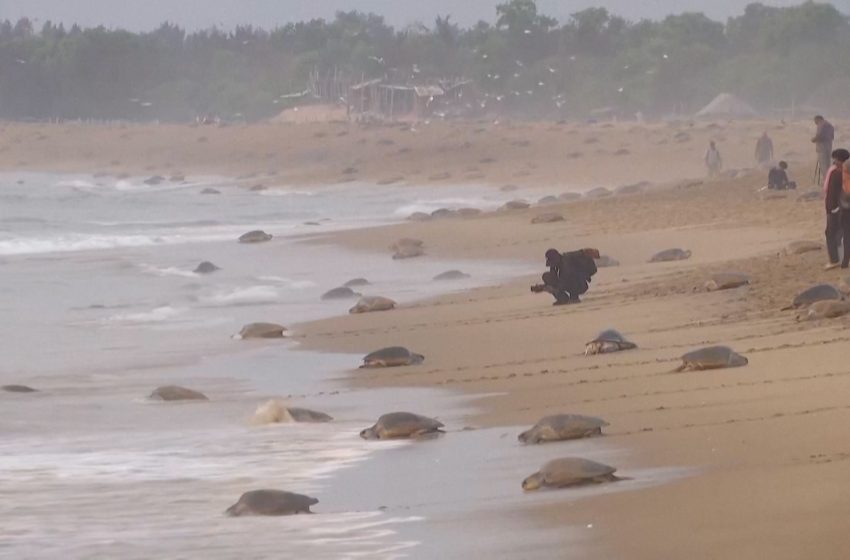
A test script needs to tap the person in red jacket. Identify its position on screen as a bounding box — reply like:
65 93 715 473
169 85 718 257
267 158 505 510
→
823 148 850 269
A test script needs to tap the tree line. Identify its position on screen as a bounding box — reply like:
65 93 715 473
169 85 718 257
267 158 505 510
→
0 0 848 122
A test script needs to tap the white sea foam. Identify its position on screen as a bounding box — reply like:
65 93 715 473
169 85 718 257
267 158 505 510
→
139 264 198 278
257 276 316 289
394 197 503 216
200 286 281 306
104 305 188 324
0 232 235 256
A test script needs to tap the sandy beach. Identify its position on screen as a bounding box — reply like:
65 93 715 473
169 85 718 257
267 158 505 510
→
5 117 850 558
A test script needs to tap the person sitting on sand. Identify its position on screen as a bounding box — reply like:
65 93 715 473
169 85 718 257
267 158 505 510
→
767 161 796 190
705 141 722 177
531 248 598 305
823 148 850 270
755 132 774 167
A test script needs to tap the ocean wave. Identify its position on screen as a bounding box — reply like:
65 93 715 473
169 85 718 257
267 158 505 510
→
393 197 503 216
103 305 188 324
0 232 234 256
200 285 281 306
139 264 199 278
256 276 316 289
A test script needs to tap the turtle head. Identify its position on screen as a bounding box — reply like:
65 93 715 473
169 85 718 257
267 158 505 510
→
584 341 602 356
411 353 425 364
359 426 379 440
522 472 544 491
517 429 531 443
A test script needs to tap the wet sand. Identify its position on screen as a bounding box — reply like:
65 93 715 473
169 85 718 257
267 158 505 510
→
5 118 850 558
294 176 850 557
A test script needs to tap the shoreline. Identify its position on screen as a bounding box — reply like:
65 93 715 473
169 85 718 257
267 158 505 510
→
6 117 850 558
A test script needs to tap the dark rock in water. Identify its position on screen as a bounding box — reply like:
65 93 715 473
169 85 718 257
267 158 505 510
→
149 385 209 401
434 270 470 281
238 322 287 339
200 187 221 195
344 278 369 287
2 384 38 393
321 286 360 300
143 175 165 186
193 261 220 274
238 230 272 243
225 490 318 517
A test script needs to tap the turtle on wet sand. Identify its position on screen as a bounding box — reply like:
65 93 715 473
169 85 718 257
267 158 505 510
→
238 230 273 244
225 490 318 516
649 248 692 263
236 322 287 339
585 329 637 355
360 412 444 440
349 296 396 314
674 346 748 372
522 457 621 491
360 347 424 368
518 414 609 444
796 300 850 321
783 284 844 310
705 272 750 291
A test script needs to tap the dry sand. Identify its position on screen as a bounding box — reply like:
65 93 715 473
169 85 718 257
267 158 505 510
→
5 117 850 558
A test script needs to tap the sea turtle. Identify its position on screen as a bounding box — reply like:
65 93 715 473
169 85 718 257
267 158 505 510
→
518 414 609 444
531 212 565 224
558 192 581 201
237 322 287 339
251 399 333 424
321 286 361 300
193 261 221 274
408 212 432 222
431 208 457 219
784 284 844 310
391 238 425 260
537 195 559 205
585 329 637 355
238 230 272 243
704 272 750 292
594 255 620 267
149 385 209 401
456 207 482 217
584 187 612 199
225 490 318 517
433 270 470 281
200 188 221 195
343 278 370 288
522 457 621 491
649 248 692 263
360 412 444 440
360 347 424 368
784 240 822 255
796 300 850 321
501 200 530 211
674 346 748 372
615 182 648 195
349 296 396 314
2 384 37 393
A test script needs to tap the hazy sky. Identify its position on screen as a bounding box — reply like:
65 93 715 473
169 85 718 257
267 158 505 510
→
2 0 845 31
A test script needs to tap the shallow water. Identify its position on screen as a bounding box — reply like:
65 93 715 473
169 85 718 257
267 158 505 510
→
0 173 681 558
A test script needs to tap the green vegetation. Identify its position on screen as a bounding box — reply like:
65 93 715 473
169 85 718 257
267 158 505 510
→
0 1 847 121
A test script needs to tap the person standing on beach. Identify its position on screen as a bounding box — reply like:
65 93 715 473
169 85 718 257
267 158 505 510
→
754 132 773 167
823 148 849 270
704 141 722 177
812 115 834 185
